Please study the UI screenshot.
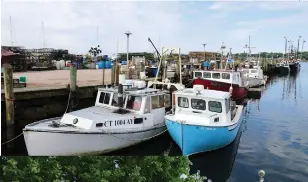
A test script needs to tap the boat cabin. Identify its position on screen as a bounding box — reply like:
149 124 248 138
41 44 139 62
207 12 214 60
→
96 87 171 113
193 70 245 87
241 67 264 79
171 85 237 126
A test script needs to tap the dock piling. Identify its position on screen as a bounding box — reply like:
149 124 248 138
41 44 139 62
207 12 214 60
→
3 63 15 149
69 64 78 112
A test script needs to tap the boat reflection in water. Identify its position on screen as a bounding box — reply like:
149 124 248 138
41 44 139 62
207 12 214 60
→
188 122 244 182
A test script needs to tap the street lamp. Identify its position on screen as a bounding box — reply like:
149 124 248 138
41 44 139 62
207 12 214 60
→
202 43 207 61
124 31 132 64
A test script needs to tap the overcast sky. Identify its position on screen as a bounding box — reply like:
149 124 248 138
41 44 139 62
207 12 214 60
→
1 1 308 55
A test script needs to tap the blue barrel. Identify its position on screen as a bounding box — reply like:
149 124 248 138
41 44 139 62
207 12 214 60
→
152 67 158 76
72 62 79 69
122 60 127 65
106 61 110 69
96 61 105 69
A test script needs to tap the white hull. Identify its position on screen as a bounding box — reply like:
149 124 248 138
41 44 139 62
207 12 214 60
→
23 119 166 156
246 77 266 88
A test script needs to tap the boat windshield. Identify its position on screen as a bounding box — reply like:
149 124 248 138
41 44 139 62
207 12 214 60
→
111 93 127 107
126 95 143 111
99 92 111 105
208 101 222 113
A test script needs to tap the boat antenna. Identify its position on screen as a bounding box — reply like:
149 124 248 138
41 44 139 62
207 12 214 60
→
229 47 233 96
114 36 119 87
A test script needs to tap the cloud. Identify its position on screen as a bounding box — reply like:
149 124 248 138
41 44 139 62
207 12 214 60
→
1 1 308 55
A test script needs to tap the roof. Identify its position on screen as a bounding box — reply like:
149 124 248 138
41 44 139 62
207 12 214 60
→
1 49 19 57
175 88 230 100
97 87 163 96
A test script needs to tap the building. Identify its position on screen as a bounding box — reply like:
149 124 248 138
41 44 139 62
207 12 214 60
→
188 51 221 63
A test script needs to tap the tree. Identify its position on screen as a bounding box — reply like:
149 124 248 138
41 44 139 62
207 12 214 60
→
89 45 102 57
0 156 205 182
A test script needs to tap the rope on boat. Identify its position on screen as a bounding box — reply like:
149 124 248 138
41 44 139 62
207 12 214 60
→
104 129 168 141
1 132 24 145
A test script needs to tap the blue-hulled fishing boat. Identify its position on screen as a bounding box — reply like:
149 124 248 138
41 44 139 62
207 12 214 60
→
165 85 244 156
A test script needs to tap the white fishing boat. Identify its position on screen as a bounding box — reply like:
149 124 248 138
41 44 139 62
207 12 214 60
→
165 85 244 156
23 80 175 156
241 66 267 88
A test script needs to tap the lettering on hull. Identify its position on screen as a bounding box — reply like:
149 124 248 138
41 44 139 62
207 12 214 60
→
96 119 135 127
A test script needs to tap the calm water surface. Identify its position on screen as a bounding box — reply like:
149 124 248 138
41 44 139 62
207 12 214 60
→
4 63 308 182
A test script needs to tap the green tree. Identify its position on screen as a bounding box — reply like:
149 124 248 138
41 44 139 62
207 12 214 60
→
0 156 205 182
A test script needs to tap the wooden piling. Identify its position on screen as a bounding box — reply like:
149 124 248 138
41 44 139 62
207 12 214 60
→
70 64 77 92
3 63 15 149
115 64 120 85
111 62 115 86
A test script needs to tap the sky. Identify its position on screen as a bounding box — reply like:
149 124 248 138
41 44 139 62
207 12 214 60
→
1 0 308 56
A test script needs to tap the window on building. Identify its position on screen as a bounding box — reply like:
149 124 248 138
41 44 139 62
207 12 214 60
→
222 73 230 79
99 92 111 105
126 95 142 111
203 72 211 78
191 99 206 110
208 101 222 113
212 73 221 79
194 72 202 78
178 97 189 108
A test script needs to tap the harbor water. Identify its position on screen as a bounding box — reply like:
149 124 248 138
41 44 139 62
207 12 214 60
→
2 63 308 181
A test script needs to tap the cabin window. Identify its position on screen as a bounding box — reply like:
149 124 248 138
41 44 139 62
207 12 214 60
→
126 95 142 111
237 75 239 81
144 96 151 114
191 99 206 110
208 101 222 113
178 97 189 108
99 92 111 105
250 70 257 73
151 95 164 109
194 72 202 78
222 73 230 79
164 94 171 108
111 93 126 107
225 98 230 113
203 72 211 78
212 73 221 79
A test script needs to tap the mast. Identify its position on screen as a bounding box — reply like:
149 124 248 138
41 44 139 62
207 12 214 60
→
9 16 13 46
297 35 301 58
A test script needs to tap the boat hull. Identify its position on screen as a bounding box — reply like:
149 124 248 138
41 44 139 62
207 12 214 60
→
165 119 242 156
246 77 266 88
23 120 166 156
289 63 299 72
192 79 247 100
278 66 289 74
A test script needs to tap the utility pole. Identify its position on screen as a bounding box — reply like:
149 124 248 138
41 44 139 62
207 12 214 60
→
9 16 13 46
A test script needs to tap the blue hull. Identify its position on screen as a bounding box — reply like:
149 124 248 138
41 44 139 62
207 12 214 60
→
165 119 242 156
